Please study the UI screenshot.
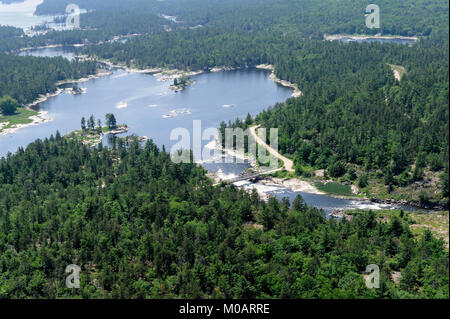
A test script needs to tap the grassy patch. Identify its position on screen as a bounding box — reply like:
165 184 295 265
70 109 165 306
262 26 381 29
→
0 108 38 133
409 211 449 248
315 181 353 196
348 209 449 249
388 63 407 80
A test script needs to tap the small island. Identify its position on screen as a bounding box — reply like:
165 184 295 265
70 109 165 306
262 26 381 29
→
169 76 194 92
67 113 129 147
68 84 86 95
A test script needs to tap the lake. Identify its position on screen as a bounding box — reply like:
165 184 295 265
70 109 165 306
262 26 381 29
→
1 46 430 214
17 45 77 60
0 0 51 29
1 47 293 172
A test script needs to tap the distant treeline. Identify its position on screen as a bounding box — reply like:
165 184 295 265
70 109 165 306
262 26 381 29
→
0 52 97 105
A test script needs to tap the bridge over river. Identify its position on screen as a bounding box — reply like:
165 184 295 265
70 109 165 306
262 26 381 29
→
215 168 283 185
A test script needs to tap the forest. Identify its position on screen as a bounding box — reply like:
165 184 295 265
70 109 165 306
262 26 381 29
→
0 136 447 298
82 27 449 207
0 0 448 299
0 51 97 105
34 0 448 37
2 0 447 52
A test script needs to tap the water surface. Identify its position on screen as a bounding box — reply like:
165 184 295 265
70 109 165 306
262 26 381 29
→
2 46 431 214
0 0 51 29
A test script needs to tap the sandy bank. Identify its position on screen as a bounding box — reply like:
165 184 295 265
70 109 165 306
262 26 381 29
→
0 110 51 136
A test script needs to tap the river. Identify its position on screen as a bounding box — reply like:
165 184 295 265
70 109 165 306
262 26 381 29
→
2 46 431 215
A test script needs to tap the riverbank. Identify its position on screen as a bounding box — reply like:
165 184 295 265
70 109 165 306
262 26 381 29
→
55 68 113 86
208 135 323 196
254 176 326 195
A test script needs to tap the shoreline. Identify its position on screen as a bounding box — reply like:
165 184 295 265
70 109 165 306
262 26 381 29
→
95 58 302 96
0 68 111 136
256 64 302 98
210 140 445 210
0 109 51 136
208 137 323 196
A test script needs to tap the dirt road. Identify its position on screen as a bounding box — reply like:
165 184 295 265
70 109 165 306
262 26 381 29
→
249 125 295 172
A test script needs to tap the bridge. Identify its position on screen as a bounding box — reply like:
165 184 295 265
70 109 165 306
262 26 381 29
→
217 168 283 185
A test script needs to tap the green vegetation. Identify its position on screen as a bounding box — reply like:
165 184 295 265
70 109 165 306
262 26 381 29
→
0 52 97 105
76 1 448 209
70 114 126 147
347 209 449 249
0 0 448 300
0 108 39 134
35 0 449 37
105 113 117 129
172 76 192 91
0 137 448 298
0 96 19 115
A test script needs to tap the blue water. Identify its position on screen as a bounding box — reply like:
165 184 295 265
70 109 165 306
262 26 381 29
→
2 46 432 214
1 48 293 163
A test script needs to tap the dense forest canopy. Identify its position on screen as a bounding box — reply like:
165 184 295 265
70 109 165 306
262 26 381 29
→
0 52 97 105
2 0 447 51
34 0 449 37
0 136 447 298
0 0 448 299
